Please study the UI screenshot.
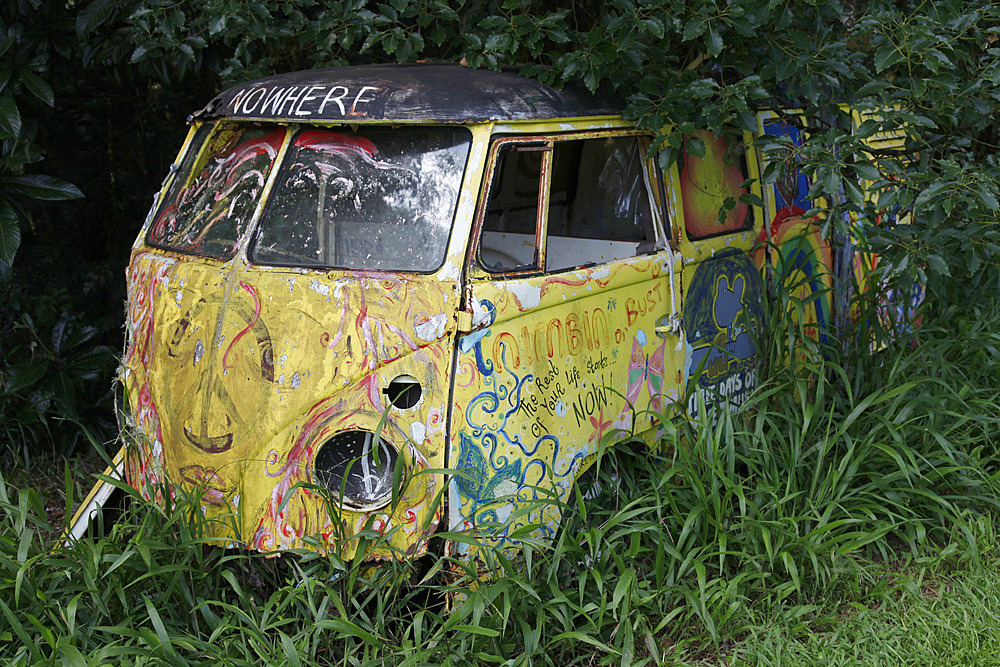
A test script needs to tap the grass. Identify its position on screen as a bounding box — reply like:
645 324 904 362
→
3 276 1000 664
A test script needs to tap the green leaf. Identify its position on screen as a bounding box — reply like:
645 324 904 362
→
21 71 54 107
686 135 707 159
706 28 723 56
977 185 999 211
0 95 21 138
0 200 20 265
3 175 84 201
7 360 47 394
843 178 863 203
926 254 950 276
874 45 902 72
822 168 842 195
682 18 705 42
851 162 880 182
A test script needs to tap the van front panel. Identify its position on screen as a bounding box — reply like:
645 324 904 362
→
121 118 473 558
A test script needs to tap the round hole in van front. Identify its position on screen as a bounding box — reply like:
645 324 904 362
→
313 430 399 511
383 375 422 409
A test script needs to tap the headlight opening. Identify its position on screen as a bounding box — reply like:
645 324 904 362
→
313 430 401 511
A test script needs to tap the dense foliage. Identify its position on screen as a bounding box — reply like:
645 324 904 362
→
0 1 998 659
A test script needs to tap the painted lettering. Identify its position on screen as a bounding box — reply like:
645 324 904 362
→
259 87 290 116
239 87 267 115
319 86 350 115
351 86 378 115
278 86 304 116
567 313 584 354
294 85 325 116
494 332 520 367
571 379 611 428
589 309 610 349
625 297 640 327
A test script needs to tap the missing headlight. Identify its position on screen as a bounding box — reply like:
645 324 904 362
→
313 430 399 511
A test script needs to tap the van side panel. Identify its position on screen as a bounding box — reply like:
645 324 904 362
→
755 112 834 351
675 131 767 423
449 254 683 554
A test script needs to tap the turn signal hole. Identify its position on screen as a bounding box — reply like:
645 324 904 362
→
384 375 422 409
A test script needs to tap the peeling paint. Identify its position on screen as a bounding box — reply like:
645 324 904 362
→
309 279 330 296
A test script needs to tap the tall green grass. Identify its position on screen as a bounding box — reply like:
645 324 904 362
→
3 280 1000 664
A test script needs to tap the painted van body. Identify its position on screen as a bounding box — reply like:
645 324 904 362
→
70 65 906 558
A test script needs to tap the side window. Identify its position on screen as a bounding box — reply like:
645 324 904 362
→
478 134 657 274
679 130 753 240
479 143 545 272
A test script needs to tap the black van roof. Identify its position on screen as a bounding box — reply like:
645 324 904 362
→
190 64 622 123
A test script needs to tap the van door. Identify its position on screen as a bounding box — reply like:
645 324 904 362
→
448 130 683 554
675 130 766 424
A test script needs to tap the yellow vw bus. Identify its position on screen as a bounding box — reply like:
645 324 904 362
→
70 65 906 560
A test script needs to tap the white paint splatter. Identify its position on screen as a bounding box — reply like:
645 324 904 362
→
410 421 427 443
555 399 567 417
415 313 447 341
332 279 352 300
494 479 518 499
290 372 301 389
509 282 541 310
193 339 204 365
309 279 330 296
471 295 492 328
278 373 285 385
175 290 183 305
438 261 461 281
590 265 611 280
279 354 288 368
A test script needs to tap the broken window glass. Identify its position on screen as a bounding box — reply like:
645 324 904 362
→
148 124 283 259
252 126 470 272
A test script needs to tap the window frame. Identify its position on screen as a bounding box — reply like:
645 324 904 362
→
469 129 670 278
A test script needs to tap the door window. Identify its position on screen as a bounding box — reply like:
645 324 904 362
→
477 134 659 274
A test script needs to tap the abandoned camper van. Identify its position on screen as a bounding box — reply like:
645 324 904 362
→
69 64 907 560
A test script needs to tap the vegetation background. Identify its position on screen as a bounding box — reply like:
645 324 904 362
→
1 0 999 663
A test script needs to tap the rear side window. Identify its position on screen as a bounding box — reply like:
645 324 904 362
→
679 130 753 240
148 124 283 259
479 134 657 274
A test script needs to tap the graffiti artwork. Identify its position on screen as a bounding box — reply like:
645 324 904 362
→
450 253 682 553
684 251 763 422
680 130 753 239
756 116 833 345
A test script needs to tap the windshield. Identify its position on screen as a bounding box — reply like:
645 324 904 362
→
251 126 470 272
148 124 283 259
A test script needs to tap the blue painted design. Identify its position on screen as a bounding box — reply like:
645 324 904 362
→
455 340 589 549
685 251 763 421
763 119 811 214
